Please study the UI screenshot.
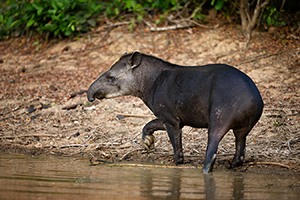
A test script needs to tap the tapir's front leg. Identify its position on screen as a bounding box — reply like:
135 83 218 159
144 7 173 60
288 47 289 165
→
142 118 165 150
164 123 184 165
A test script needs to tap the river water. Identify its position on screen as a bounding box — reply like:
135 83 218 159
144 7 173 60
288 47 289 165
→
0 153 299 200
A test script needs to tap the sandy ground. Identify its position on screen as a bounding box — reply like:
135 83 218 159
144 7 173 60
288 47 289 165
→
0 24 299 174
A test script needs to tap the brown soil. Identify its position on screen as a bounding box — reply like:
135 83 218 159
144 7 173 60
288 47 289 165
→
0 24 299 175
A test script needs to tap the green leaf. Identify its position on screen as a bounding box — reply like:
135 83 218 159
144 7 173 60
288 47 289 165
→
45 23 56 31
137 15 143 21
267 16 272 26
33 41 39 46
54 29 60 36
32 2 44 15
6 16 13 27
51 0 58 12
10 19 21 28
214 0 224 10
27 18 35 28
170 0 177 5
211 0 216 6
114 8 119 15
64 29 72 36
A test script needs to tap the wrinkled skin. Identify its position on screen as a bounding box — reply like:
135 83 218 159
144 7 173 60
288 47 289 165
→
87 51 264 174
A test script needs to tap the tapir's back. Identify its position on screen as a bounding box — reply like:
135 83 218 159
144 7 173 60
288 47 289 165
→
158 64 263 128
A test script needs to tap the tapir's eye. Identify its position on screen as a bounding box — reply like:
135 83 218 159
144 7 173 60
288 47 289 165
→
108 76 115 83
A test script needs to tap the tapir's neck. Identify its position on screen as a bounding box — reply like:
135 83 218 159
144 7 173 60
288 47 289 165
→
131 55 174 101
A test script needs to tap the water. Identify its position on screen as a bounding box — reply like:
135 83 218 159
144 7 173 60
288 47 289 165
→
0 154 299 200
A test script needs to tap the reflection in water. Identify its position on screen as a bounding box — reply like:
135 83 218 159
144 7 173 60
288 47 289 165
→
140 167 182 199
233 173 244 199
139 166 246 199
0 154 299 200
204 174 216 200
139 168 245 199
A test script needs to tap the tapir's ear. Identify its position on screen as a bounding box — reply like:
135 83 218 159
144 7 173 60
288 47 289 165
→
128 51 141 69
123 51 127 55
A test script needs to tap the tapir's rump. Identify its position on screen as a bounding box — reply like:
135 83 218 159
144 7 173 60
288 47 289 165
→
88 51 264 173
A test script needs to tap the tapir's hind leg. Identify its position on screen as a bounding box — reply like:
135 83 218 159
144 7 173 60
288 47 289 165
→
203 125 230 174
232 126 251 167
142 118 165 150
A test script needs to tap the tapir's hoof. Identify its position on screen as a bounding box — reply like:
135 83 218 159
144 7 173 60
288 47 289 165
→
232 156 244 168
202 154 216 174
142 135 155 151
202 166 212 174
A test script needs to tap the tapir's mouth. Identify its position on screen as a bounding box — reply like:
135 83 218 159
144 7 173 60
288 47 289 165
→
87 89 106 102
94 90 106 100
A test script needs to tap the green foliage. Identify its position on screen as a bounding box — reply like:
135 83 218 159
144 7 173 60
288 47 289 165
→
0 0 103 39
211 0 227 11
263 7 286 27
0 0 183 39
0 0 290 40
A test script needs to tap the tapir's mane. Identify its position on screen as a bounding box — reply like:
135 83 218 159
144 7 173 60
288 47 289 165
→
118 51 176 67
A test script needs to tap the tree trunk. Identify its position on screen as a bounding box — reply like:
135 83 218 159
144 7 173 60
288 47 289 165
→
239 0 271 41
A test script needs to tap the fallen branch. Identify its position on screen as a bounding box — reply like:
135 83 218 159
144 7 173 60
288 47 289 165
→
67 90 87 99
59 142 121 148
102 21 131 29
62 103 83 110
285 137 294 152
276 136 296 153
82 125 101 145
247 161 290 169
59 143 89 148
116 144 133 149
143 19 195 32
119 148 144 161
0 134 57 139
107 163 197 169
213 50 243 62
264 108 299 111
0 110 26 121
48 42 113 59
238 50 289 65
116 113 154 118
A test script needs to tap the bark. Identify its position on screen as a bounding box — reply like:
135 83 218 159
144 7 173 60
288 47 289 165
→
240 0 271 40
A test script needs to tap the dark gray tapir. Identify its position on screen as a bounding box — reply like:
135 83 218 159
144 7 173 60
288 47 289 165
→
87 51 264 173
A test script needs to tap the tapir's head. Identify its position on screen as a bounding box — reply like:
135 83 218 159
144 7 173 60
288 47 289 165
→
87 51 142 102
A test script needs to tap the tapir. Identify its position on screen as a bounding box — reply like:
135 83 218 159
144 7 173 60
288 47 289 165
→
87 51 264 173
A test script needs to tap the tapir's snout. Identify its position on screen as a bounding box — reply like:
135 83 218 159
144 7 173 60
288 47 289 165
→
87 80 99 102
87 77 110 102
87 89 95 102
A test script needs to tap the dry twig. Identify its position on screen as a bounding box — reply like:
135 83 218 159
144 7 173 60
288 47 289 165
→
116 113 154 118
59 142 121 148
143 19 195 31
247 161 290 169
0 134 56 139
48 42 113 59
119 148 144 161
107 163 197 169
238 51 289 65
